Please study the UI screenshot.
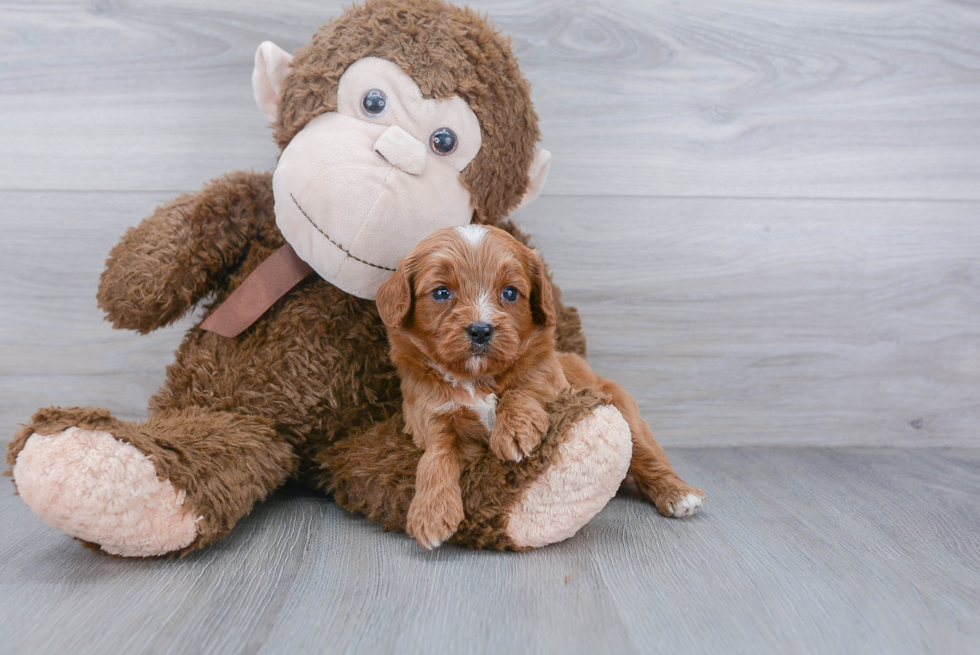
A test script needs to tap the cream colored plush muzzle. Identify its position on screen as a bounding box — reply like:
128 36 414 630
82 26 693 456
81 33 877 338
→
271 57 483 300
253 48 552 301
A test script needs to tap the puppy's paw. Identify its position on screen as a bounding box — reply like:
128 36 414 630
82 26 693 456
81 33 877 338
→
490 404 549 462
652 485 706 518
406 489 465 550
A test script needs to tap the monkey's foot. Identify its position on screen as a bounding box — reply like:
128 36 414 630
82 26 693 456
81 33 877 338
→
504 405 632 549
12 427 199 557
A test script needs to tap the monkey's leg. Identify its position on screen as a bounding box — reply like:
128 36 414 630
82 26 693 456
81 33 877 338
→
319 388 633 550
6 406 297 557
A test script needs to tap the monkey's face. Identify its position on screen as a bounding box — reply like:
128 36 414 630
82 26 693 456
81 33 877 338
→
271 58 483 300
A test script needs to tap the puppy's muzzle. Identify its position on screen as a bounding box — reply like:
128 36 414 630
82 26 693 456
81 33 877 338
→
467 322 494 346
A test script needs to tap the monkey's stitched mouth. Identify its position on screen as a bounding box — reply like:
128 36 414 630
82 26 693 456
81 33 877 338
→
289 193 396 272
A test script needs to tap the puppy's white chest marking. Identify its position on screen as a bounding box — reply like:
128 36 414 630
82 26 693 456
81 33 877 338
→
434 391 497 431
465 392 497 431
424 360 497 430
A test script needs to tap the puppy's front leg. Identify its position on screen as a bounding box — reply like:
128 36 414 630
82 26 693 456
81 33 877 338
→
406 423 465 549
490 390 550 462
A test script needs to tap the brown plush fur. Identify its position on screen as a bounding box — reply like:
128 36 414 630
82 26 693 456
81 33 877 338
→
5 0 602 554
8 176 585 552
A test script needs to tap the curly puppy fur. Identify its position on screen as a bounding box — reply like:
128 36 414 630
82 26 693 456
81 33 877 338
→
377 226 571 548
376 227 702 547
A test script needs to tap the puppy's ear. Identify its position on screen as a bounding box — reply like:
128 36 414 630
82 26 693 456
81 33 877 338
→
527 250 556 327
376 261 414 329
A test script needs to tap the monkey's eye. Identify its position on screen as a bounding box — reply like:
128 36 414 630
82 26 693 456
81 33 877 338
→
430 128 457 155
501 287 519 302
432 286 453 301
362 89 387 116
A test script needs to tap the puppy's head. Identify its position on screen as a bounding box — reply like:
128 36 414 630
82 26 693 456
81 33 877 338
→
377 225 556 379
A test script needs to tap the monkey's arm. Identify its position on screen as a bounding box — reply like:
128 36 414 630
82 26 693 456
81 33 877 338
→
97 171 275 334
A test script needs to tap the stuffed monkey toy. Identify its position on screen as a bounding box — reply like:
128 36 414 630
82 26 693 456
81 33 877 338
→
6 0 703 557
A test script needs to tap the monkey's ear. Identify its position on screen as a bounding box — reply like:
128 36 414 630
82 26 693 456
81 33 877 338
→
253 41 294 123
376 264 415 329
527 250 557 327
515 149 552 211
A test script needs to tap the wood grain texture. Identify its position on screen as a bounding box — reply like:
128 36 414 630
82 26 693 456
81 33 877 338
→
0 191 194 435
1 0 979 198
513 195 980 447
2 448 978 654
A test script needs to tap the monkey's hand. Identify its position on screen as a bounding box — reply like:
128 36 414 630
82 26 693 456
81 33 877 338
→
97 171 274 333
490 391 550 462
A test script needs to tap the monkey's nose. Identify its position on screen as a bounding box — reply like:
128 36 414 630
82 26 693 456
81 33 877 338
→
467 323 494 346
374 125 427 176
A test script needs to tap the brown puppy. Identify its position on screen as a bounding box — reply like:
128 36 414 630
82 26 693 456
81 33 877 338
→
377 225 705 548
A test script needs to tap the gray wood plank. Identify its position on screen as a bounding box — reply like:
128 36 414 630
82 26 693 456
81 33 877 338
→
1 1 979 199
0 191 195 436
514 195 980 447
2 448 978 654
4 191 977 447
595 448 980 655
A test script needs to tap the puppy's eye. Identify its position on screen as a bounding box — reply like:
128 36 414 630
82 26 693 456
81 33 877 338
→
362 89 387 116
501 286 519 302
432 286 453 301
430 128 457 155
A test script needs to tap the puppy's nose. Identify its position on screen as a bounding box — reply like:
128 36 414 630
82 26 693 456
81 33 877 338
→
374 125 427 175
467 322 494 345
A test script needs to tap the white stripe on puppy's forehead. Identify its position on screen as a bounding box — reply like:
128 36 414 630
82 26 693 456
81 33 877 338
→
454 224 487 246
477 289 492 322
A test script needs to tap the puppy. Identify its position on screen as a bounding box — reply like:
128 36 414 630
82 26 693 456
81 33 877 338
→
377 225 705 549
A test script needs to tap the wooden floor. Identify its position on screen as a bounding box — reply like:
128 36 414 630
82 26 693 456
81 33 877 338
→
2 448 978 655
2 2 980 654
